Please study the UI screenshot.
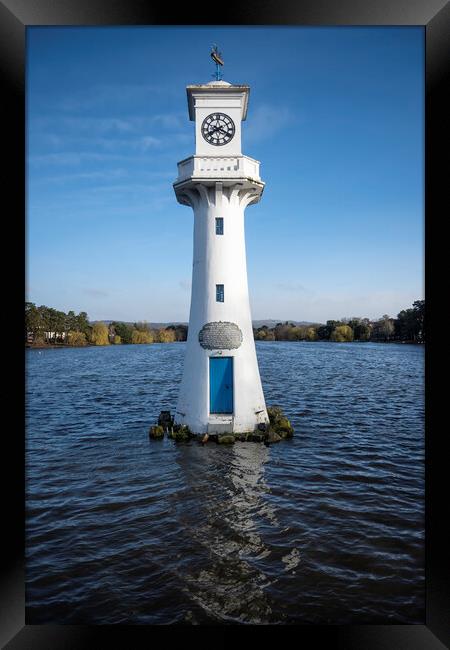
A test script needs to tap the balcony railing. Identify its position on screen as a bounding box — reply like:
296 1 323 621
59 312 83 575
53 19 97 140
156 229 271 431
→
176 155 261 183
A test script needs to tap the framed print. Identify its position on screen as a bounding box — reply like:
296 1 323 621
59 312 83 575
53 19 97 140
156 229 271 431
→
2 0 449 647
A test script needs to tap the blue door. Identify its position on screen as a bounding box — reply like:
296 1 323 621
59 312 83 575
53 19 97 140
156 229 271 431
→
210 357 233 414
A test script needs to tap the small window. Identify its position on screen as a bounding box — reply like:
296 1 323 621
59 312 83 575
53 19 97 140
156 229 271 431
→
215 217 224 235
216 284 224 302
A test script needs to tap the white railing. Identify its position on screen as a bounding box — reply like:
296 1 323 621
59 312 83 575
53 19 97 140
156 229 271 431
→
176 155 260 182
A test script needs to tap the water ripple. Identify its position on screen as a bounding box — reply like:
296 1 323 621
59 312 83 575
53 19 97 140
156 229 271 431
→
26 342 424 624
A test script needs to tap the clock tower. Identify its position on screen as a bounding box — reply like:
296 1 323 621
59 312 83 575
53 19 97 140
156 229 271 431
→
173 70 269 435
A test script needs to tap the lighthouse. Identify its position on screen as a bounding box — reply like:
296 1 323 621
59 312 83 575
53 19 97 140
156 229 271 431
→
173 52 269 435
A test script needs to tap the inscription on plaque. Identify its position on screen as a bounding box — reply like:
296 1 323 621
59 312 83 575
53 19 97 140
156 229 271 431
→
198 321 243 350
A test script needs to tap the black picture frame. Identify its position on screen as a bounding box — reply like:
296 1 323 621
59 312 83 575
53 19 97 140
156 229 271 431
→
3 1 448 647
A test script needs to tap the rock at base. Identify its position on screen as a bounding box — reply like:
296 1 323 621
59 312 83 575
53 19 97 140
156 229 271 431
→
149 425 164 439
267 406 294 438
217 434 235 444
151 406 294 444
247 433 265 442
168 424 192 442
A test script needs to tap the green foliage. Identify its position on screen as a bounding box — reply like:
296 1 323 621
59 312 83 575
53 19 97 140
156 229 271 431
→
274 322 295 340
372 315 395 341
25 303 91 344
89 322 110 346
395 300 425 343
305 327 317 341
286 326 303 340
134 321 151 332
317 320 342 340
25 302 43 338
254 327 275 341
25 300 425 349
33 306 66 343
255 323 321 341
330 325 354 342
67 330 87 346
350 318 372 341
112 322 133 344
131 329 153 344
154 328 176 343
171 324 188 341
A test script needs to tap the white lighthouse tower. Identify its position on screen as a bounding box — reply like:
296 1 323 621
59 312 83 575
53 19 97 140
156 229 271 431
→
174 53 269 435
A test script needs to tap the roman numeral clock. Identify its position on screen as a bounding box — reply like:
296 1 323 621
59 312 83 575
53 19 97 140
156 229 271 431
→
172 47 269 435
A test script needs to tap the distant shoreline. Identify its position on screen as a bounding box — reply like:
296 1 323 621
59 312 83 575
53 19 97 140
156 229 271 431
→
26 339 424 350
26 301 425 346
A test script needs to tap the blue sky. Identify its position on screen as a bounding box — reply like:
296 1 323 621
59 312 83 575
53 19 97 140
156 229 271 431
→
27 26 424 323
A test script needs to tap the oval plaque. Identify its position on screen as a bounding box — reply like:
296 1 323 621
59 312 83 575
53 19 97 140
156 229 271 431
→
198 321 243 350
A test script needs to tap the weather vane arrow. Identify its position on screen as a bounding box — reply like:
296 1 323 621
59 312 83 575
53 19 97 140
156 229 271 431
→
211 44 224 81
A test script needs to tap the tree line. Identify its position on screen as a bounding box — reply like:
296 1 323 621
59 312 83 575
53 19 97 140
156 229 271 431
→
25 303 187 347
253 300 425 343
26 299 424 347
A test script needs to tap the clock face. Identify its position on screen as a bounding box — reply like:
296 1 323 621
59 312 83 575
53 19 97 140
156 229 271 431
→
201 113 235 146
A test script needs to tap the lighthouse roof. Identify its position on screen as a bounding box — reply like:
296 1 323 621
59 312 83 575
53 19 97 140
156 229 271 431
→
205 79 232 86
186 82 250 121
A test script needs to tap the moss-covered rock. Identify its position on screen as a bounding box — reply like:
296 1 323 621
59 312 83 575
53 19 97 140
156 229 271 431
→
149 425 164 439
171 431 190 441
267 431 282 443
217 434 235 444
267 406 284 425
248 432 265 442
277 417 293 436
172 423 186 433
169 424 192 441
267 405 294 438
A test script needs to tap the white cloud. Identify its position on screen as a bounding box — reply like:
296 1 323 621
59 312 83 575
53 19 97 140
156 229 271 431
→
57 83 178 112
60 117 137 134
28 151 128 166
31 169 129 184
244 104 297 144
151 113 186 129
141 135 162 150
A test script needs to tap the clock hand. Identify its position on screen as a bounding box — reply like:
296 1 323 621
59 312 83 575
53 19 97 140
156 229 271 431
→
207 124 227 135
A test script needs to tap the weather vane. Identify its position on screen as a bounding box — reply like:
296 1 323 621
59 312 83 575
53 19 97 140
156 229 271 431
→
210 44 224 81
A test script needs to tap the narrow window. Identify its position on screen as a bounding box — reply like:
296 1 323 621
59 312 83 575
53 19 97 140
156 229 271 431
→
216 284 224 302
215 217 224 235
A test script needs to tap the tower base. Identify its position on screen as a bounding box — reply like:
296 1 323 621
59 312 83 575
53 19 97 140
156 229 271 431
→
149 406 294 443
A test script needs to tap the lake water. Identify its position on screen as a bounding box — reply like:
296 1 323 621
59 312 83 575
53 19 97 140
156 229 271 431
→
25 341 425 624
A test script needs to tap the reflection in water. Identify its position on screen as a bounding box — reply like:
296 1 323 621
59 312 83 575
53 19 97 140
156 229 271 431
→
173 442 282 624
